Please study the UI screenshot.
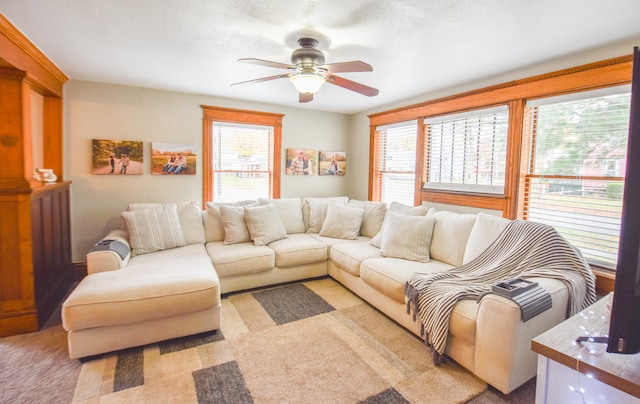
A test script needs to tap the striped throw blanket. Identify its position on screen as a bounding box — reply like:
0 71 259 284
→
405 219 596 361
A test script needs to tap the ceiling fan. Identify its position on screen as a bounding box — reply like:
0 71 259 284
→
232 37 379 103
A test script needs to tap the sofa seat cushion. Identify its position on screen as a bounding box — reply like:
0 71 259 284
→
360 257 454 303
206 241 275 277
310 234 370 252
268 233 328 268
448 300 479 346
63 244 219 331
329 241 381 277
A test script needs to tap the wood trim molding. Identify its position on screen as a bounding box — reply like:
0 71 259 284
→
368 54 632 126
0 13 68 96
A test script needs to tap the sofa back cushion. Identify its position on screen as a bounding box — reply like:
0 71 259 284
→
427 209 477 267
128 201 205 245
462 212 510 264
258 197 305 234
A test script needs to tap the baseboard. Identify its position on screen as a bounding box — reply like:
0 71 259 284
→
0 312 38 337
72 261 87 281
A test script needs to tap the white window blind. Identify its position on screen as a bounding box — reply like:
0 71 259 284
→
212 122 273 202
375 121 417 206
424 106 508 194
522 87 631 268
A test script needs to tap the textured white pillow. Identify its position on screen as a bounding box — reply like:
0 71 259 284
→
348 200 387 238
258 197 305 234
379 212 436 262
303 196 349 233
244 204 288 246
127 201 205 245
319 203 365 240
204 200 257 242
121 205 186 256
370 202 429 248
220 205 252 245
463 212 510 264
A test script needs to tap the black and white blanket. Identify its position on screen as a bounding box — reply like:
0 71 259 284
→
405 219 597 360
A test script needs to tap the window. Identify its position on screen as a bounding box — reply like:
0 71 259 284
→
202 106 282 204
424 106 509 194
212 122 273 202
521 87 631 267
372 121 417 205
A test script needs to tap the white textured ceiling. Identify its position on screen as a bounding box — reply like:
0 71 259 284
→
1 0 640 114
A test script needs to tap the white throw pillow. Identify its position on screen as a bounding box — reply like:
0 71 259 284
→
379 212 436 262
244 204 288 246
348 200 387 238
121 205 186 256
258 197 305 234
427 209 477 266
463 212 511 264
370 202 429 247
220 205 252 245
319 203 365 240
204 200 257 242
127 201 205 245
303 196 349 233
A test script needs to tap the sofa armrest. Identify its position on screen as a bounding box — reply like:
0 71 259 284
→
86 229 131 274
473 277 570 394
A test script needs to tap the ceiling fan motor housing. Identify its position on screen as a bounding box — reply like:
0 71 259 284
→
291 38 325 69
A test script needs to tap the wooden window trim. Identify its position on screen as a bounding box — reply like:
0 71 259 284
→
201 105 283 207
368 54 633 215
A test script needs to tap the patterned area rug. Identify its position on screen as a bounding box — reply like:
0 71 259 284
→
71 278 487 403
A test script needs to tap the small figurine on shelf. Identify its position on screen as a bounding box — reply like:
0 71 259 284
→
34 168 57 182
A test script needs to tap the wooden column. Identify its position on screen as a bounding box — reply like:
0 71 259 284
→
0 69 38 335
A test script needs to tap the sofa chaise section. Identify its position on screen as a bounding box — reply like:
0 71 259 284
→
63 243 221 359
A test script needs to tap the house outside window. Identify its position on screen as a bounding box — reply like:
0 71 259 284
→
424 106 509 194
520 87 631 268
372 121 418 206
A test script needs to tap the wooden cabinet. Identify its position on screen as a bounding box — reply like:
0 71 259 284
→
0 14 69 336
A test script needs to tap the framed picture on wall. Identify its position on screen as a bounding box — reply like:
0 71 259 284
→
91 139 143 175
286 148 316 175
151 142 197 175
318 151 346 175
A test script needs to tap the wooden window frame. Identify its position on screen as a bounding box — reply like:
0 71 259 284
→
369 55 632 218
201 105 283 207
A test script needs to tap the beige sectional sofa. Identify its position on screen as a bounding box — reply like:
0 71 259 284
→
62 197 592 394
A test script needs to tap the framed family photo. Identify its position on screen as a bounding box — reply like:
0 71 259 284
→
151 142 197 175
318 151 346 175
286 148 316 175
91 139 143 175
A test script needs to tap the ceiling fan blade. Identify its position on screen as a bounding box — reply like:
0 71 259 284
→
322 61 373 73
299 92 313 103
326 74 379 97
231 73 290 86
238 58 293 70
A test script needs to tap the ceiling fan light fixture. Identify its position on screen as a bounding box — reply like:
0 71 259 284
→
290 73 325 94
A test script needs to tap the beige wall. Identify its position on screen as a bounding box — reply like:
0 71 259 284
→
64 80 353 260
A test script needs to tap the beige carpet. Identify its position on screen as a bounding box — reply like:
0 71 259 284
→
69 278 488 403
